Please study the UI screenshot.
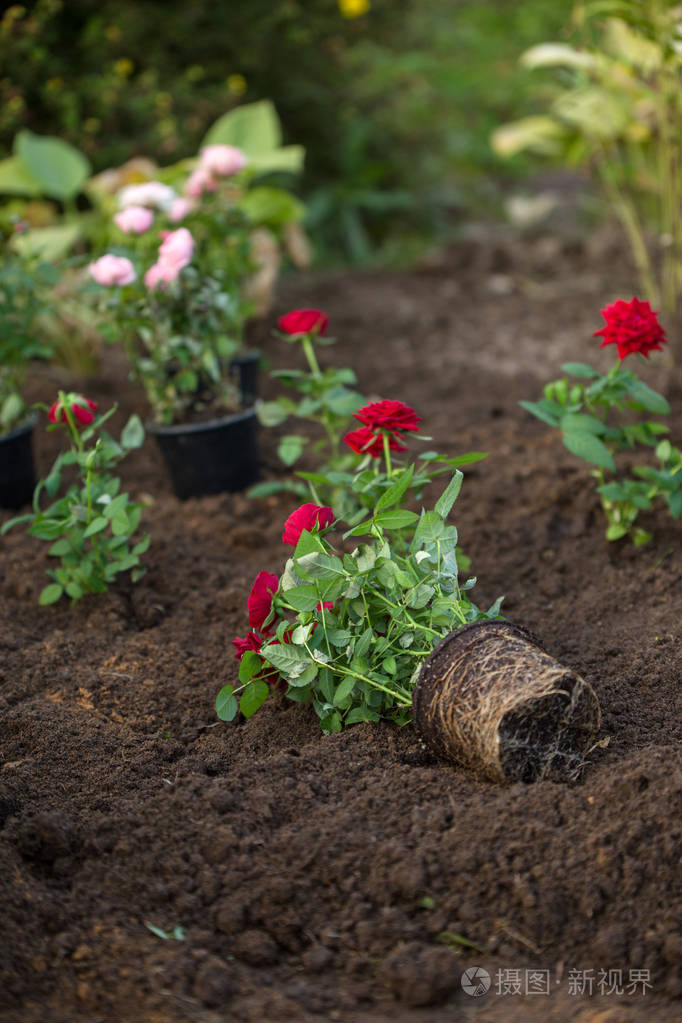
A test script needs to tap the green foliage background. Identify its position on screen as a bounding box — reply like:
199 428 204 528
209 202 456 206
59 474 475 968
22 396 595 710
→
1 0 573 263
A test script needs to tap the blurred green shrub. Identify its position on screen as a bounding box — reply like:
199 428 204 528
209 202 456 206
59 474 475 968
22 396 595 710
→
1 0 572 264
493 0 682 323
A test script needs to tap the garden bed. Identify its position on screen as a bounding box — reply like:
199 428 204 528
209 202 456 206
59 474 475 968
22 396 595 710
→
1 232 680 1022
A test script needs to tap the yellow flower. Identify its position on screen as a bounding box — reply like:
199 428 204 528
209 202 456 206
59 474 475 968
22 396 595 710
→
227 73 247 95
114 58 134 78
338 0 370 18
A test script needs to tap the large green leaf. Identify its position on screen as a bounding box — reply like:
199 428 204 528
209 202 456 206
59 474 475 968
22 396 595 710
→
0 155 42 196
202 100 281 156
12 223 82 260
15 130 91 201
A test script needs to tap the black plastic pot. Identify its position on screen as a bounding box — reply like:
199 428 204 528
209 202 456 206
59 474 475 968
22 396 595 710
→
0 415 37 510
149 407 260 500
230 351 260 406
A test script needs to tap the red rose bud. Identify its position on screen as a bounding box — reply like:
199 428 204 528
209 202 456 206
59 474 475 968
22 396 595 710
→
353 399 421 434
344 425 407 458
594 297 667 360
316 601 334 612
282 503 334 545
277 308 329 336
48 395 98 426
247 570 280 630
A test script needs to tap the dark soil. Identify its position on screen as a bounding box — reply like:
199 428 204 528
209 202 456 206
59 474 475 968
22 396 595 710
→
1 232 681 1022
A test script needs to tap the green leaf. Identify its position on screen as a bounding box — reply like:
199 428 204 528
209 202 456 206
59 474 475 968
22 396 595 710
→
248 146 305 175
111 512 130 537
382 655 397 675
39 583 63 605
238 186 304 227
0 154 42 196
238 650 262 685
240 679 269 718
560 362 600 379
83 516 108 538
413 510 445 548
294 530 326 559
374 509 419 530
257 400 290 427
560 412 607 435
260 641 310 679
278 434 307 466
132 533 151 556
376 465 414 512
562 432 616 470
282 584 320 612
353 544 376 573
626 379 670 416
295 552 345 581
202 100 281 156
120 414 145 450
519 398 561 427
13 223 82 261
15 130 91 201
216 684 238 721
434 471 463 519
48 539 72 557
333 676 356 706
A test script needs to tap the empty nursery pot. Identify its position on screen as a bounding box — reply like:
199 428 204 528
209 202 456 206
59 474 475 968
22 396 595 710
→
0 415 37 510
413 620 601 784
149 407 260 500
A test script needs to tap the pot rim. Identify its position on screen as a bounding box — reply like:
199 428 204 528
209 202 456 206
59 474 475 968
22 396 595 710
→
146 405 257 436
0 410 38 444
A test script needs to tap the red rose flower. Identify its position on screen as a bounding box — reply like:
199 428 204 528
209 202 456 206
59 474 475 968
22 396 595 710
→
278 309 329 336
316 601 334 612
282 503 334 545
232 630 263 659
48 395 98 426
353 399 421 434
247 570 279 630
594 297 667 360
344 425 407 458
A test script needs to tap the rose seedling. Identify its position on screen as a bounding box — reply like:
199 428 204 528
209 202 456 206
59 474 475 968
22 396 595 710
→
218 454 503 732
521 298 681 544
256 314 488 524
1 393 149 603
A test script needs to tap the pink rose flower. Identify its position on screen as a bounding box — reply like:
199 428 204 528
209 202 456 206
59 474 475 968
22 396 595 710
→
282 504 334 546
184 168 217 199
113 205 154 235
158 227 194 271
168 197 196 223
88 254 136 287
199 144 248 177
144 261 180 290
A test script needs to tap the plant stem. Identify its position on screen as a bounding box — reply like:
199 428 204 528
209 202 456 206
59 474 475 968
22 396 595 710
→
382 431 393 477
309 653 412 707
301 335 321 378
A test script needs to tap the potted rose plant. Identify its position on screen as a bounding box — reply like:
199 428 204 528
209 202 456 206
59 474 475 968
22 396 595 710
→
86 161 261 499
0 243 58 509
